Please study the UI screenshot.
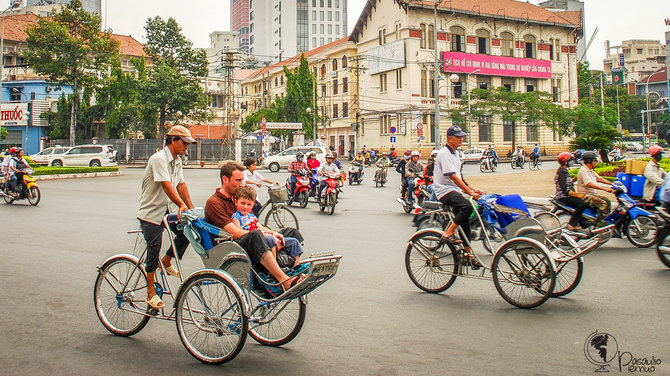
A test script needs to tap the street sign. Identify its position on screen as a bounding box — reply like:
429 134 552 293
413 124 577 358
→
417 128 423 137
390 136 396 143
390 126 396 134
619 53 625 67
416 123 423 130
261 116 267 132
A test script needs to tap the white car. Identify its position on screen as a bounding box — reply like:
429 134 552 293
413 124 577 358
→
461 147 485 163
29 146 71 166
625 142 643 152
263 146 327 172
50 144 118 167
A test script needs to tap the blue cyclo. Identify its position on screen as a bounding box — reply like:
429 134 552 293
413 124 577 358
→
551 181 658 248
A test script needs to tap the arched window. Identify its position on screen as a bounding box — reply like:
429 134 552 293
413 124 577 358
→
342 55 348 68
332 58 338 71
501 32 514 57
274 77 278 86
420 23 427 49
280 75 284 85
524 34 536 59
320 64 326 77
476 29 490 54
450 26 465 52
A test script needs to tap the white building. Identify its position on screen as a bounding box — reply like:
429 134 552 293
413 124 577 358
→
604 39 667 84
249 0 348 64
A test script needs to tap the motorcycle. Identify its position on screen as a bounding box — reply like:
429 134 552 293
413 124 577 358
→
348 161 364 185
318 171 341 215
551 181 658 248
286 169 312 208
2 168 41 206
412 173 431 207
374 165 388 187
480 155 497 172
309 168 319 198
510 155 525 169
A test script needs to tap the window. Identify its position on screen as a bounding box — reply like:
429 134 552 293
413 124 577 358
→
328 38 332 43
524 35 536 59
328 11 332 21
502 77 515 92
321 84 327 96
328 24 332 34
250 11 254 20
503 119 514 142
332 59 338 70
501 32 514 57
420 23 427 49
333 79 338 94
553 39 561 61
275 77 278 86
336 0 339 7
342 77 348 92
320 64 326 77
396 69 402 89
427 24 435 49
637 48 643 54
526 121 538 141
281 75 284 85
320 11 324 21
450 26 465 52
526 79 536 93
312 24 316 34
477 76 491 90
312 10 316 19
342 102 348 117
476 29 490 54
320 24 324 33
342 56 347 68
421 69 428 97
320 37 324 45
320 0 324 6
395 23 401 40
312 37 317 47
333 104 338 118
10 88 21 102
478 115 491 142
380 114 391 134
313 0 316 6
454 81 463 98
336 12 339 21
380 73 388 92
552 78 562 102
378 28 386 45
336 24 339 35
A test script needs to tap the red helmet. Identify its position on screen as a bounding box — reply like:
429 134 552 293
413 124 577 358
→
650 145 663 156
404 149 412 156
557 152 572 164
9 147 16 154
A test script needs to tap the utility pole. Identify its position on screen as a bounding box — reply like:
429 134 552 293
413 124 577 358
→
599 73 605 122
222 50 239 159
348 55 366 155
433 2 440 150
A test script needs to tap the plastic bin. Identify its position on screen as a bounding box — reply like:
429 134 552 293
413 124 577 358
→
616 172 631 193
629 175 646 198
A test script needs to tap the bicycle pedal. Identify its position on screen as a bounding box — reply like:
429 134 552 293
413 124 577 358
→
146 307 160 316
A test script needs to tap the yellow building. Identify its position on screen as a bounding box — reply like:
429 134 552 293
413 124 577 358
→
350 0 581 155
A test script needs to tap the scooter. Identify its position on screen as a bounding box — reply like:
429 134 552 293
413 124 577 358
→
480 155 497 172
551 181 658 248
412 173 431 207
286 169 312 208
2 168 41 206
374 165 388 187
318 171 341 215
510 155 525 169
348 161 364 185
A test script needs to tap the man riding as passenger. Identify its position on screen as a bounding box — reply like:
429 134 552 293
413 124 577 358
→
575 151 615 222
405 150 424 204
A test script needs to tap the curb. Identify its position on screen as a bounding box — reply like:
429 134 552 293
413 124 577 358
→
35 171 124 181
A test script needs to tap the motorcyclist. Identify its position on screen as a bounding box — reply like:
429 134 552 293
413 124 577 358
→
512 146 525 166
332 152 343 170
643 145 666 201
352 151 365 178
576 151 615 222
375 151 391 183
396 149 411 199
306 151 320 170
425 149 438 200
287 152 309 196
2 147 17 195
6 148 29 197
317 153 340 199
554 152 590 231
405 150 424 204
487 144 499 166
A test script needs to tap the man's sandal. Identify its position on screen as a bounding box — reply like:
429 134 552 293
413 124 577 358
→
441 234 462 244
164 265 180 278
282 274 307 292
145 295 165 309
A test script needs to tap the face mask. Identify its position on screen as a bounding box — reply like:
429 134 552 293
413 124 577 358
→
653 152 663 161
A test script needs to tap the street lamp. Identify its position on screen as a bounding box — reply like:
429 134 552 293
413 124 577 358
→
465 69 481 149
1 1 22 102
306 107 315 146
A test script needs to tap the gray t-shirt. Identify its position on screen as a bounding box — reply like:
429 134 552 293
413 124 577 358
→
433 145 463 200
137 146 185 224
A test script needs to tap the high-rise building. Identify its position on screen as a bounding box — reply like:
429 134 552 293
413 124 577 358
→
231 0 250 54
24 0 101 15
249 0 347 63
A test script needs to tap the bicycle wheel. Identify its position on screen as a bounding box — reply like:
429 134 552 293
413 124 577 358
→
249 297 306 346
626 216 657 248
552 258 583 297
492 238 555 308
264 205 299 230
93 256 150 336
656 229 670 268
175 272 248 365
404 230 459 293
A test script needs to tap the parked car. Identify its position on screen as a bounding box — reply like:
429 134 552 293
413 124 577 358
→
50 144 117 167
262 146 327 172
29 146 72 166
625 142 643 152
461 147 485 163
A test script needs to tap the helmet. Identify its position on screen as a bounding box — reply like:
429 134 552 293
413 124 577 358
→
381 151 387 155
649 145 663 157
581 151 598 164
14 147 22 153
557 152 572 164
325 152 335 159
296 152 305 160
9 147 16 154
430 149 439 156
411 150 420 157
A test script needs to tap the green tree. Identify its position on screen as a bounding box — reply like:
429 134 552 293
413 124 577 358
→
570 126 622 161
141 16 210 139
24 0 118 146
0 127 7 141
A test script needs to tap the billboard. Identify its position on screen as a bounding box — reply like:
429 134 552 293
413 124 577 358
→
442 52 552 79
0 103 29 126
368 40 406 75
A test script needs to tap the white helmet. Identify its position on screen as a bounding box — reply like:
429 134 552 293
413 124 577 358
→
430 150 439 156
411 150 420 157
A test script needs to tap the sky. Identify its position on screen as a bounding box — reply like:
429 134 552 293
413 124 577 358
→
103 0 670 70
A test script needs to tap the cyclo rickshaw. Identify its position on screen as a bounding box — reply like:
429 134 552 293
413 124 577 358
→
93 209 341 364
405 193 611 308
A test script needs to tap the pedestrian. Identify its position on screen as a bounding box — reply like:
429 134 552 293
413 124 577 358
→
137 125 197 310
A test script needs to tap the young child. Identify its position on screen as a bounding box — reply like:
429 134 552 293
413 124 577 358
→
232 186 302 266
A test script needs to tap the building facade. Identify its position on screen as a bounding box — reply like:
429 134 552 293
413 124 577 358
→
350 0 580 155
231 0 250 54
538 0 585 62
248 0 348 64
239 38 358 155
604 39 667 84
24 0 101 14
